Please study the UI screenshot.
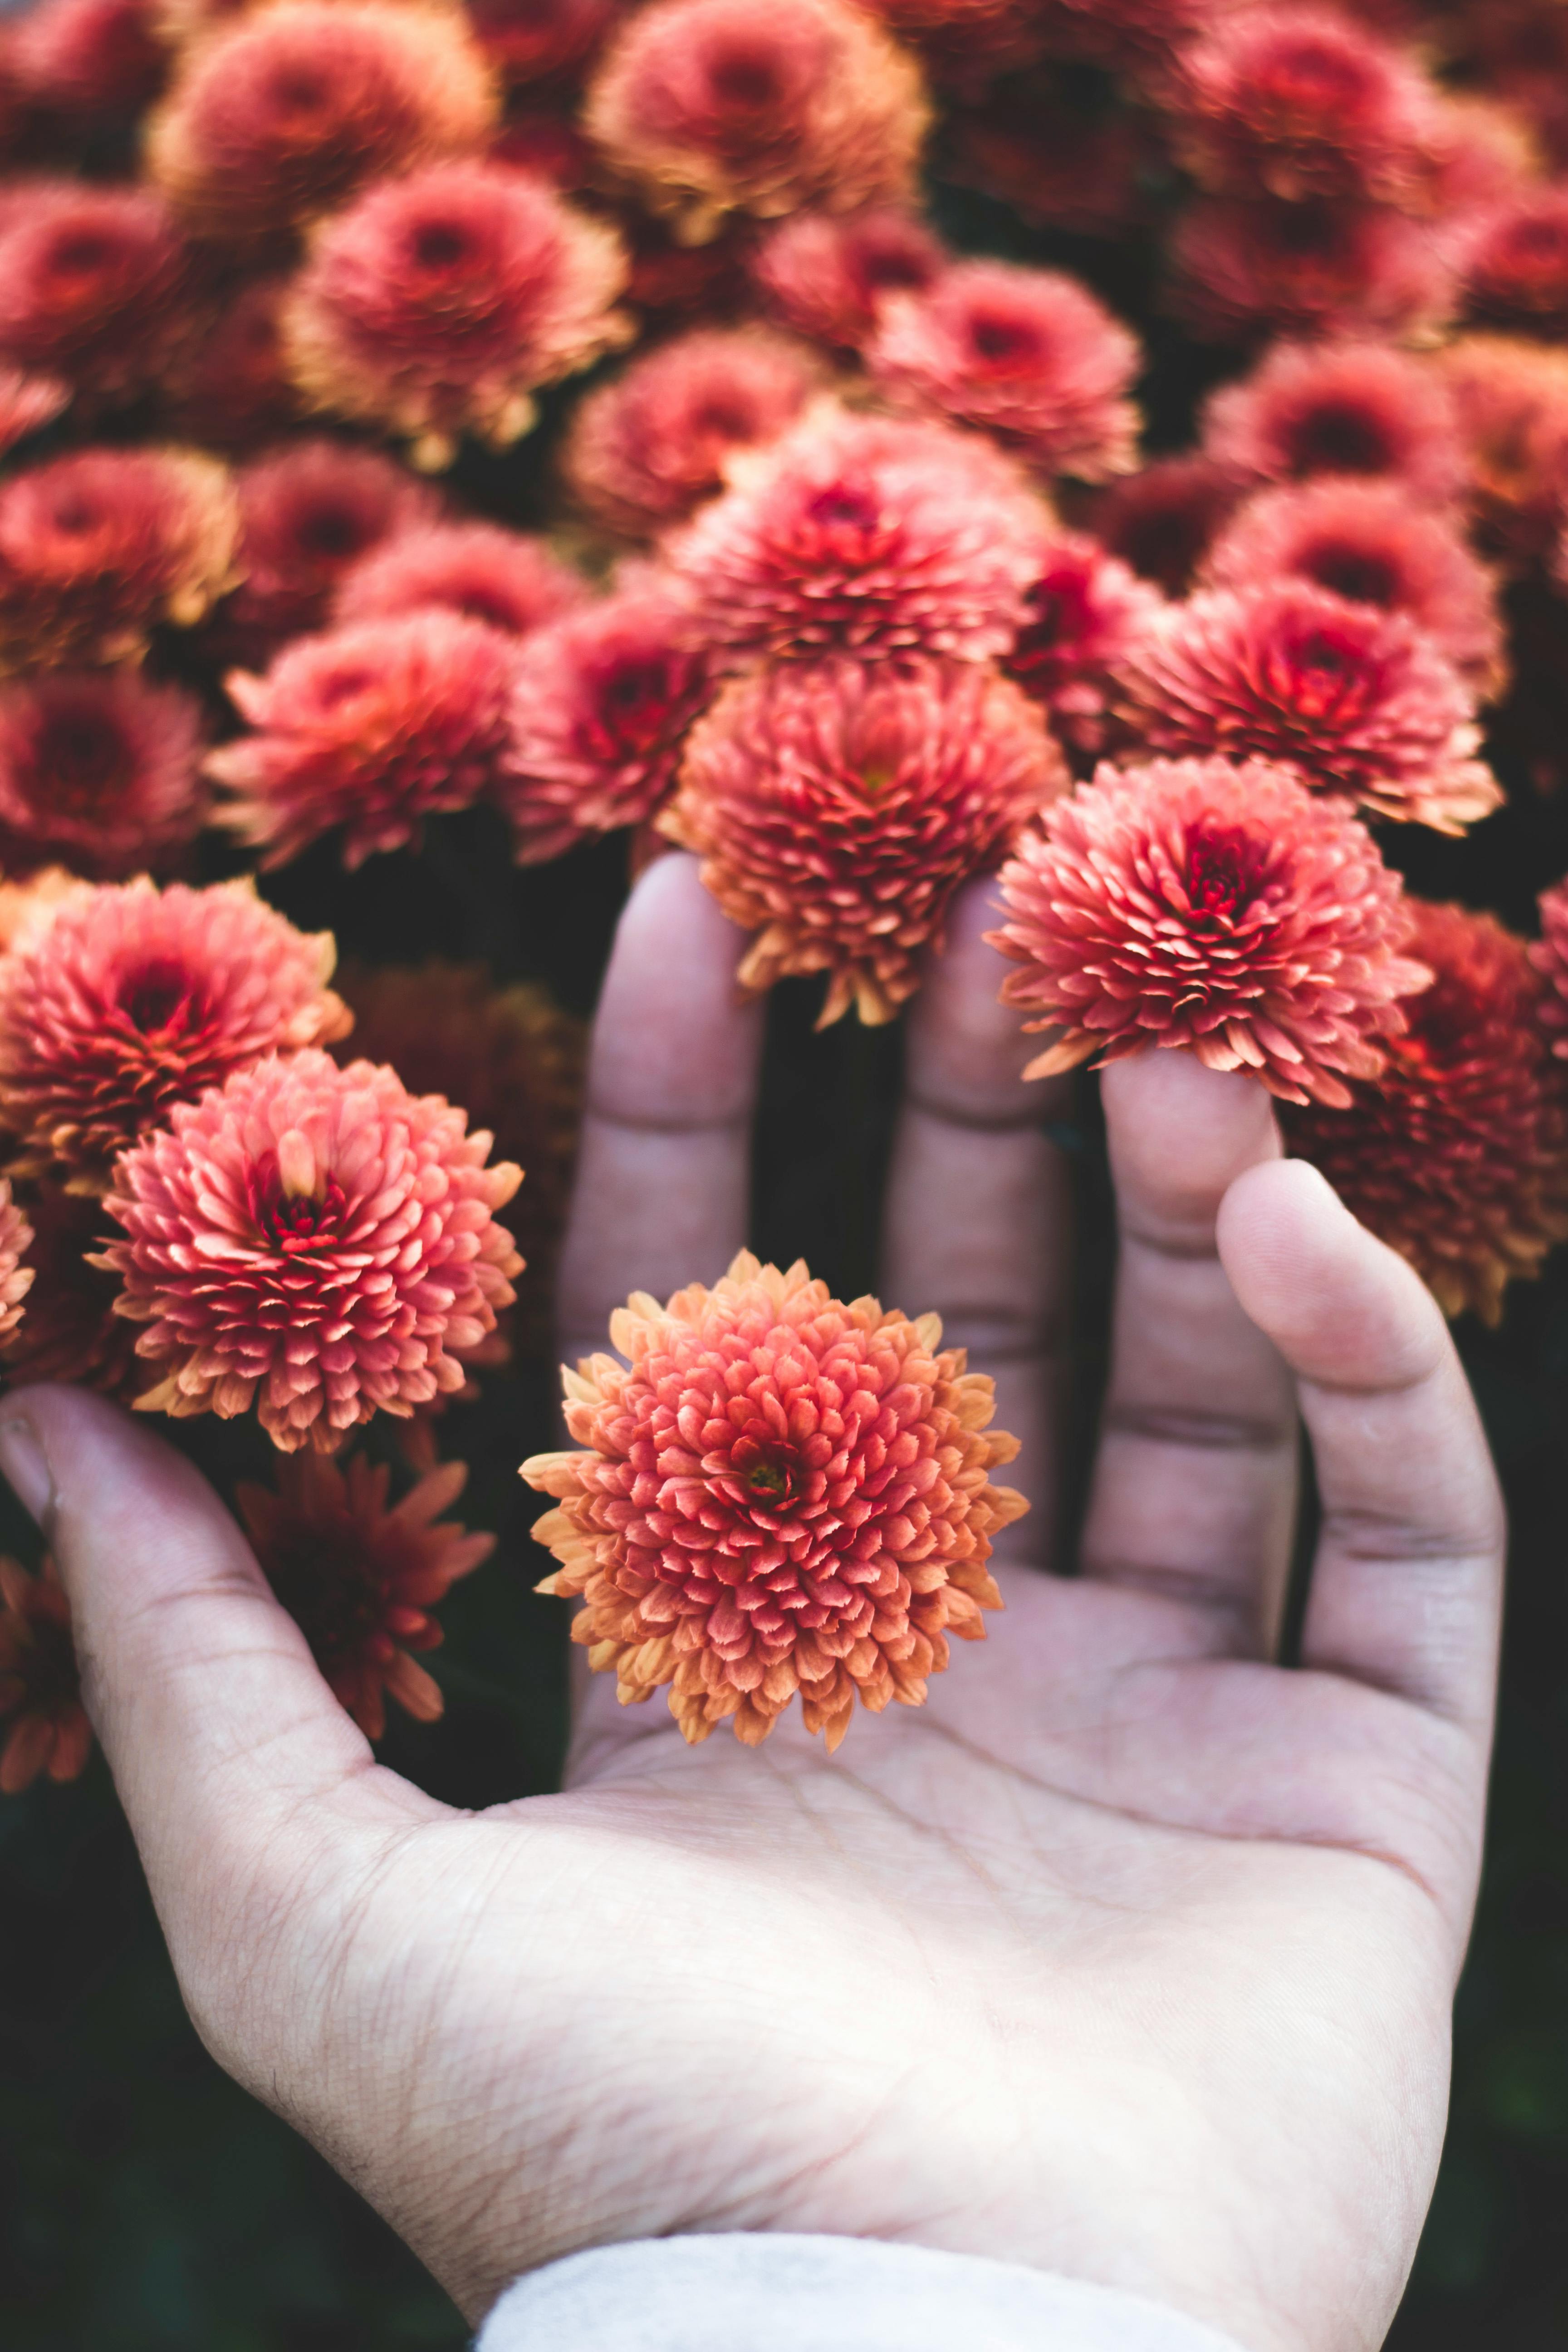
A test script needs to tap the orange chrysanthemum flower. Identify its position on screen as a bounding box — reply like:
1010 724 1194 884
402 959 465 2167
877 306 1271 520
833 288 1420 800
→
219 437 440 660
0 1177 34 1340
1288 901 1568 1323
0 181 195 410
0 877 350 1192
0 1183 139 1394
750 203 945 349
583 0 930 243
235 1453 494 1738
661 652 1068 1025
988 754 1431 1105
332 520 586 635
523 1251 1024 1750
0 1556 91 1796
1201 338 1468 505
0 667 207 881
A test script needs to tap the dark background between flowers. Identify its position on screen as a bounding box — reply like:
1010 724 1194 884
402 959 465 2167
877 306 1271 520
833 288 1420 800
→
1 172 1567 2352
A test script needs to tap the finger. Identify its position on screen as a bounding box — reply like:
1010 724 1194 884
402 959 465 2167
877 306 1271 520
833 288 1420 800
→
881 877 1072 1560
1219 1159 1504 1736
1079 1051 1298 1653
555 852 764 1367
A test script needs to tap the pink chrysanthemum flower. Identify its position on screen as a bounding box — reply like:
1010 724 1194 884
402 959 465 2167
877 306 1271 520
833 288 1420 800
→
0 667 207 880
867 259 1141 480
235 1453 494 1736
1117 582 1500 832
1004 528 1165 758
0 182 194 409
583 0 930 242
522 1251 1023 1750
0 445 240 673
333 520 586 635
663 405 1045 666
1438 333 1568 567
0 367 69 461
1201 338 1467 503
0 877 350 1192
209 609 519 867
157 276 304 453
1169 5 1431 204
0 1183 139 1395
1092 455 1245 595
1200 479 1505 691
562 327 823 538
220 438 441 659
0 1557 91 1795
988 753 1429 1103
147 0 499 246
1289 900 1568 1323
11 0 169 128
99 1048 522 1452
1171 197 1452 343
660 653 1068 1024
465 0 616 86
499 572 711 860
750 204 945 348
0 1179 34 1341
283 162 629 470
1458 188 1568 340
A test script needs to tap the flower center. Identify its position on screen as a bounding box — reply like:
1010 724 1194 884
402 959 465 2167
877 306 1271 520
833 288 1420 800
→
1290 400 1392 476
969 307 1040 369
1304 543 1399 608
262 1526 385 1668
37 709 129 812
294 498 376 560
411 217 475 274
48 229 118 286
727 1436 803 1512
1184 823 1267 919
118 956 201 1038
707 42 784 111
248 1143 348 1254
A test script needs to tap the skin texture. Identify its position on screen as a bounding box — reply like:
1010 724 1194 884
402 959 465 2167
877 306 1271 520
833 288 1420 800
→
0 854 1504 2352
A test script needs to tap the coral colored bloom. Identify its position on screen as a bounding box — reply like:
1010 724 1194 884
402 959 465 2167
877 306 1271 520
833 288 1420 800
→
661 654 1068 1025
1171 197 1452 343
1004 529 1165 758
0 366 68 460
235 1453 494 1737
284 162 628 469
1092 455 1245 595
988 754 1430 1104
10 0 168 125
210 609 518 867
0 182 194 408
0 877 350 1192
0 1178 34 1340
1201 479 1505 691
1459 188 1568 340
465 0 616 85
1169 5 1431 204
158 276 303 453
750 205 945 348
1117 582 1501 831
1201 338 1467 504
583 0 929 241
333 520 586 635
867 260 1141 480
563 327 823 537
1289 902 1568 1322
0 1557 90 1795
0 1183 139 1393
500 573 711 858
0 445 240 673
522 1251 1024 1750
147 0 498 245
220 438 441 659
100 1049 522 1452
0 667 207 880
1438 333 1568 566
664 405 1045 666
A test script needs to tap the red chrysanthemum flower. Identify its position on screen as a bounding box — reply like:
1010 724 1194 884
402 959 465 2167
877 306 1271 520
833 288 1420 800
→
100 1048 522 1451
1458 187 1568 340
465 0 616 86
750 204 945 349
157 275 304 453
1168 5 1431 204
147 0 499 246
522 1251 1023 1749
235 1453 494 1737
663 405 1045 666
499 572 711 860
1201 338 1467 504
0 1177 34 1340
0 1556 91 1796
332 519 586 635
1288 900 1568 1322
1091 454 1245 595
210 608 518 867
0 366 69 461
1117 581 1500 831
562 327 823 538
218 438 441 660
0 877 350 1192
1004 528 1165 758
1530 873 1568 1055
0 1182 140 1394
0 181 195 409
1170 197 1452 344
1438 332 1568 567
660 653 1068 1024
0 667 207 881
0 444 241 672
583 0 930 242
987 753 1430 1103
283 161 629 470
1200 479 1505 691
10 0 170 129
867 259 1141 481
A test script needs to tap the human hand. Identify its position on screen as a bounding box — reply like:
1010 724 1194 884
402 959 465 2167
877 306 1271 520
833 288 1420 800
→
0 853 1503 2352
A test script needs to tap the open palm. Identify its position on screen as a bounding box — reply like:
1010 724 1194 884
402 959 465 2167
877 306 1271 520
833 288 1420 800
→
0 855 1502 2352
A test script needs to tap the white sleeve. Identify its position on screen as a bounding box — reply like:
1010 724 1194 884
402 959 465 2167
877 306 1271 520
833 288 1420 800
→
475 2234 1254 2352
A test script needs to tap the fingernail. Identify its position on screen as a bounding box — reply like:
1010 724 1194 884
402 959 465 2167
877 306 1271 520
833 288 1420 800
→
0 1413 54 1531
